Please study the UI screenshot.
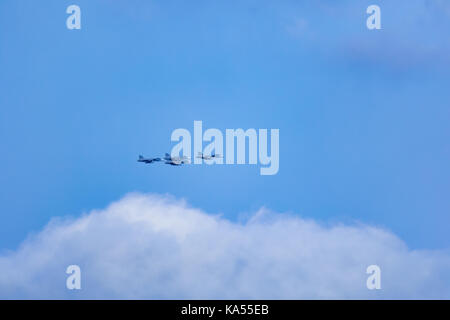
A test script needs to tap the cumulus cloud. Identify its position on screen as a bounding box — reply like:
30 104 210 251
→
0 193 449 299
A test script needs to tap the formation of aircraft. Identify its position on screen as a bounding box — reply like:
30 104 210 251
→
196 152 223 160
138 153 190 166
139 152 223 166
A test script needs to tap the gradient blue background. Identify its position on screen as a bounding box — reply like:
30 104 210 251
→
1 0 449 251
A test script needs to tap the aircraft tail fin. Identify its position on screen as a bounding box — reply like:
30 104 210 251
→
139 155 144 160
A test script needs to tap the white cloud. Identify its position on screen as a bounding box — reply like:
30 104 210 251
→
285 0 450 69
0 193 449 299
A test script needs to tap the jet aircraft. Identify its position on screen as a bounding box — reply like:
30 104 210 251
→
196 152 223 160
162 153 190 166
137 155 161 164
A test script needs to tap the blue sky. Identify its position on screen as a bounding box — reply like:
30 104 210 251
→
1 0 450 258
